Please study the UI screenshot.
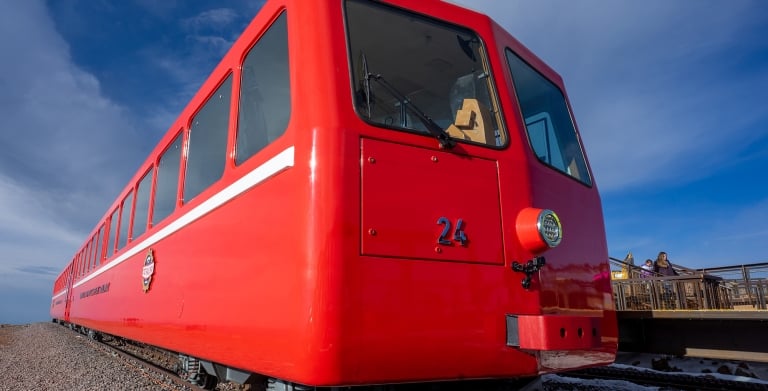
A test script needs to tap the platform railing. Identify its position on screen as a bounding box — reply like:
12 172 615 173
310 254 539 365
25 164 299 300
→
612 275 731 311
611 258 768 311
699 263 768 310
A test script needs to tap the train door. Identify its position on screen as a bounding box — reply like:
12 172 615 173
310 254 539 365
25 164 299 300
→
349 0 509 266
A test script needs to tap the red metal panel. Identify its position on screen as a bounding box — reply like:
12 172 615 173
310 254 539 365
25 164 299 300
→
361 138 503 264
517 314 602 350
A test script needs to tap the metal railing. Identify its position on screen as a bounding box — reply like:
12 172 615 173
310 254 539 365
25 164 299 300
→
609 257 768 311
612 275 731 310
699 262 768 310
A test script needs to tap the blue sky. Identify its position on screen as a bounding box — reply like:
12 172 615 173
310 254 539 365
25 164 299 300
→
1 0 767 324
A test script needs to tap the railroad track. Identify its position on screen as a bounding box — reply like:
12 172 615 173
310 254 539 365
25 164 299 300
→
65 326 213 391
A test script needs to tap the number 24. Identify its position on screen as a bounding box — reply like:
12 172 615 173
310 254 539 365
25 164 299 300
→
437 217 467 246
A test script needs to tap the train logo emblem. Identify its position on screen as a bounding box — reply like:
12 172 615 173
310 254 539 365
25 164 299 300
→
142 249 155 293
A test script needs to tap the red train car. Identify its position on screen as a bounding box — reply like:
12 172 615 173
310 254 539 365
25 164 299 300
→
51 0 617 388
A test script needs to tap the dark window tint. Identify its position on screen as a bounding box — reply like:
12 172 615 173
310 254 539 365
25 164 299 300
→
153 134 182 223
237 12 291 164
85 242 92 272
506 50 591 185
133 170 153 239
185 75 232 201
89 238 96 270
118 191 134 249
94 225 103 266
346 0 505 147
107 209 118 258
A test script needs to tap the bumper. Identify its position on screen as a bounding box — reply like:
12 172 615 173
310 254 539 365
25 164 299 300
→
507 314 602 350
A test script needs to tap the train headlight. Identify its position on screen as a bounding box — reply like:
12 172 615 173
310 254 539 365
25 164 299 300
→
516 208 562 254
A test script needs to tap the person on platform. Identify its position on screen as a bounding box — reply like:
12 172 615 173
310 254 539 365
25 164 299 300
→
640 259 654 278
654 251 678 308
654 251 678 276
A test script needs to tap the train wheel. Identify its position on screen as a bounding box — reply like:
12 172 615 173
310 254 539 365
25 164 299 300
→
200 373 218 390
87 329 102 342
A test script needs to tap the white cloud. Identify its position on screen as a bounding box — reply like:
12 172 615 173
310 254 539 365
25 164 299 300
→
0 174 82 246
0 1 249 324
140 8 247 123
192 35 236 53
456 0 768 192
0 1 144 304
182 8 238 32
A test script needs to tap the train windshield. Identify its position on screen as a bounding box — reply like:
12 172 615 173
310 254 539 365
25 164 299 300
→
345 0 506 147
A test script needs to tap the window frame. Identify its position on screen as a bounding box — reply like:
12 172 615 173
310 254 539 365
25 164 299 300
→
235 11 291 165
344 0 508 149
153 131 184 225
117 190 135 250
133 168 154 240
183 73 234 203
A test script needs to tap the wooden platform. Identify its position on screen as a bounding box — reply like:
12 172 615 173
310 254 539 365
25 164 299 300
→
618 310 768 362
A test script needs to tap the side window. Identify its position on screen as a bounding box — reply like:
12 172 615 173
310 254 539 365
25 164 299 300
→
236 12 290 164
85 242 92 272
107 209 119 258
94 225 103 267
184 75 232 201
89 238 96 271
133 170 153 239
506 50 591 185
118 191 134 250
153 134 183 224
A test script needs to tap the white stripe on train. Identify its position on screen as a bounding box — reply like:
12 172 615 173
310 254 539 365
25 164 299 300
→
66 146 295 290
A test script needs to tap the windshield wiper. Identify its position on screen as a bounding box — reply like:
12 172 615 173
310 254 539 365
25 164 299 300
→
360 55 455 149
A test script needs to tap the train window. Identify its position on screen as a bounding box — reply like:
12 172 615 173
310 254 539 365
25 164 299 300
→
106 208 119 259
133 169 153 239
91 234 98 267
94 225 103 266
236 12 290 165
85 242 92 273
87 237 94 271
88 237 96 271
90 236 97 270
184 75 232 201
154 133 183 224
118 191 134 249
506 50 591 186
345 0 505 147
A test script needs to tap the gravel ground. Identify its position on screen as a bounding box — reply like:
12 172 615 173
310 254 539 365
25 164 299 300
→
0 322 190 391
